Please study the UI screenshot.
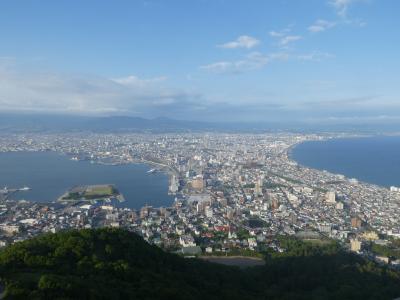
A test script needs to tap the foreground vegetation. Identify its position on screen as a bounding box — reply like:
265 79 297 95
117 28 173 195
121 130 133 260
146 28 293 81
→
0 228 400 299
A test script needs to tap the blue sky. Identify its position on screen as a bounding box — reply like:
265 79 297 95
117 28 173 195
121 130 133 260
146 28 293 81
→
0 0 399 123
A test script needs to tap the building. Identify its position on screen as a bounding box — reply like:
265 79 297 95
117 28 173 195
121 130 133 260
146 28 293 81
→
350 239 362 252
390 186 400 192
191 175 204 190
336 202 344 210
376 256 389 264
179 235 196 247
351 217 362 228
362 231 379 241
325 191 336 203
169 175 179 194
140 206 150 219
318 223 332 234
254 178 263 196
271 198 280 210
0 224 19 235
205 206 213 218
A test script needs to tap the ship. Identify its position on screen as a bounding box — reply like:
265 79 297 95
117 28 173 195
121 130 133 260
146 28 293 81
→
147 168 157 174
20 186 31 191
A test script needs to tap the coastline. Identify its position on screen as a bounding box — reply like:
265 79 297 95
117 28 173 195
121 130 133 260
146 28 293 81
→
287 135 400 190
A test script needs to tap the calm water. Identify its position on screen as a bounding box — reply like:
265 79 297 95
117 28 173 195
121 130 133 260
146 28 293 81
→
0 151 174 209
292 135 400 187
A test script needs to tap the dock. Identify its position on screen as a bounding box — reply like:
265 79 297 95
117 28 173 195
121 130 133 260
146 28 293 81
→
0 186 31 201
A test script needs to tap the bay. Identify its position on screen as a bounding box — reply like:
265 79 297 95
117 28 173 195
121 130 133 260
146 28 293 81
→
0 151 174 209
291 135 400 188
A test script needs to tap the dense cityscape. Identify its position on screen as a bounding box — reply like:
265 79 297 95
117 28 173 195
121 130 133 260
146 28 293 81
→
1 132 400 266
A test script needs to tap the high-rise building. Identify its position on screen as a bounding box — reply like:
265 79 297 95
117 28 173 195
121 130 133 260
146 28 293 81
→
205 206 213 218
325 191 336 203
191 175 204 190
169 175 179 194
254 177 263 196
271 198 280 210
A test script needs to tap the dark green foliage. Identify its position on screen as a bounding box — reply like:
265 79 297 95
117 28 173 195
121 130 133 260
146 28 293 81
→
245 217 268 228
371 240 400 259
0 229 400 300
0 229 256 300
242 183 255 188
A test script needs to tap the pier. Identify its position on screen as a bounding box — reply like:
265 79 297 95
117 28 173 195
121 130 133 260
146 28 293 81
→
0 186 31 201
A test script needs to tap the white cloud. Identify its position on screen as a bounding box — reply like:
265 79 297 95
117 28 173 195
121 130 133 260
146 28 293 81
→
0 65 202 117
330 0 359 17
218 35 260 49
297 51 335 61
200 61 234 73
112 75 167 87
269 31 284 37
269 27 291 38
200 51 287 74
308 19 336 33
202 47 334 74
269 27 302 47
279 35 302 46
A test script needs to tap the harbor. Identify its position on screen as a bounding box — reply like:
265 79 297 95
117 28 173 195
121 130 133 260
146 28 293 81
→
0 186 31 201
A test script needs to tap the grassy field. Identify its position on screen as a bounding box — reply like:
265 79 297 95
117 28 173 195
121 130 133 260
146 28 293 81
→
85 185 114 197
61 185 118 201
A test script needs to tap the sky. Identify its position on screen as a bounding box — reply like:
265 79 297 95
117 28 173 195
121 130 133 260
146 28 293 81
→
0 0 399 124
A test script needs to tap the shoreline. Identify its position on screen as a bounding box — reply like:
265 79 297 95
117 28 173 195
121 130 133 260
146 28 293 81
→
287 135 398 190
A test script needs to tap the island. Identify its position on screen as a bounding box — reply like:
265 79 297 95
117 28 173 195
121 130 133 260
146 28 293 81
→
58 184 125 203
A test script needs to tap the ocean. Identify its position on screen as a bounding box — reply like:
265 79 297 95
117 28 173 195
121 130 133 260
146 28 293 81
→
291 135 400 188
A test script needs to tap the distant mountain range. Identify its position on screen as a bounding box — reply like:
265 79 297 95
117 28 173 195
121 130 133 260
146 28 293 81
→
0 113 398 133
0 114 281 133
0 114 210 133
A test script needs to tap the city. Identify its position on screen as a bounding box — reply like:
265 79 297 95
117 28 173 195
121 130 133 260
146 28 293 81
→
1 132 399 266
1 0 400 297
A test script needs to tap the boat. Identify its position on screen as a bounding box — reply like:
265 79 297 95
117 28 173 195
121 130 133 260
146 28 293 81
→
20 186 31 191
147 168 157 173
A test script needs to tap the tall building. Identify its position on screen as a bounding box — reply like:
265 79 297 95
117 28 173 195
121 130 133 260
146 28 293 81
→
191 175 204 190
169 175 179 194
325 191 336 203
254 177 263 196
205 206 213 218
271 198 280 210
226 208 234 220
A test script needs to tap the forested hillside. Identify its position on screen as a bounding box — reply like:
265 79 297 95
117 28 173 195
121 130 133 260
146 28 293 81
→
0 228 399 299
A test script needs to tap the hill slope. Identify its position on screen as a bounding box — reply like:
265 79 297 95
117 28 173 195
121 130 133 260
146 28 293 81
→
0 228 399 299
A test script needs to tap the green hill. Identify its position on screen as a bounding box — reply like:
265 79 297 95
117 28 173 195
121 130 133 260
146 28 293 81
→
0 228 399 299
